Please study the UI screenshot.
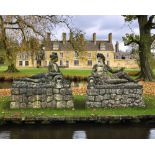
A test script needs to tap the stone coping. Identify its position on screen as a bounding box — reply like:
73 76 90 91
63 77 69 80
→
1 115 155 125
89 83 143 89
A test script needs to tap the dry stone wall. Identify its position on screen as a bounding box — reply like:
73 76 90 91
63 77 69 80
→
10 73 74 109
86 83 145 108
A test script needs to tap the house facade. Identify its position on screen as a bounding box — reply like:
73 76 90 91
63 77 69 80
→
16 33 139 69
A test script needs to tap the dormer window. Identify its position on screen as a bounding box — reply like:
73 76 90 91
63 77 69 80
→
60 52 63 59
74 51 79 58
53 42 59 50
100 43 106 50
88 52 91 59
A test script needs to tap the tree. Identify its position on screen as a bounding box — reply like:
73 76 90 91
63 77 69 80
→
0 15 71 72
68 28 87 63
123 15 155 81
28 37 41 67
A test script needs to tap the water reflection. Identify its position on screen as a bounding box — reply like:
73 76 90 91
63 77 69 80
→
72 131 87 139
149 129 155 139
0 131 11 139
0 123 155 139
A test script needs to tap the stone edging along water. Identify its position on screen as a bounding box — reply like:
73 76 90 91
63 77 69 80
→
1 115 155 125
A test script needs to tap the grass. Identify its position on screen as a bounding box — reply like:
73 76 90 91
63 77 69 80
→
0 65 91 78
1 64 155 79
0 95 155 118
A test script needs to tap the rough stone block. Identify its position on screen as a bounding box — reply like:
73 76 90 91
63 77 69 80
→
20 103 27 108
57 101 66 108
66 100 74 108
12 88 19 95
53 88 60 94
41 102 47 108
60 88 66 95
100 89 106 95
10 102 19 109
27 89 33 96
87 89 99 96
46 88 53 95
54 94 63 101
47 96 53 102
64 95 72 101
27 102 33 108
87 96 95 101
33 101 41 108
95 95 103 102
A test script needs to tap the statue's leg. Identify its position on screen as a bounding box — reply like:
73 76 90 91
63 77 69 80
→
116 72 135 82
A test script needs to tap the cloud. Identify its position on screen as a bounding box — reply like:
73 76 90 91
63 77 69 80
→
54 15 139 51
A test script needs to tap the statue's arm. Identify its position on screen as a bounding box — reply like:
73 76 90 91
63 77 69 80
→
106 65 122 73
106 65 116 73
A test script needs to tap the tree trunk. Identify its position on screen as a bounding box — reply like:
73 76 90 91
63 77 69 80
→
0 16 19 73
5 64 19 73
138 16 154 81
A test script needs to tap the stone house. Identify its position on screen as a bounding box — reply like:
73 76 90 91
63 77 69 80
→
15 33 139 69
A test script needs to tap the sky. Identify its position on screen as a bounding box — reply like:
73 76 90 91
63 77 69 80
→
53 15 139 51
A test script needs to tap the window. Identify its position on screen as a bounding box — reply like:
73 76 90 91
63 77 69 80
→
60 60 63 66
122 56 125 59
25 54 29 60
88 52 91 58
53 42 59 50
19 61 23 66
66 60 69 67
74 60 79 66
74 51 78 58
60 52 63 59
100 43 106 50
25 61 29 66
87 60 92 66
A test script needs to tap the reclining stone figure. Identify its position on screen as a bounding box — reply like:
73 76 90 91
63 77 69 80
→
89 53 136 85
19 52 61 82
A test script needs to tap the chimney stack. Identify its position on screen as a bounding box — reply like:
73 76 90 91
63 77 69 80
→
69 32 73 42
80 34 84 45
46 32 51 49
108 33 112 43
115 41 119 52
62 32 66 44
93 33 96 44
47 32 51 41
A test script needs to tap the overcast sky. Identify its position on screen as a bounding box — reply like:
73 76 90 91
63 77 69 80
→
53 15 139 51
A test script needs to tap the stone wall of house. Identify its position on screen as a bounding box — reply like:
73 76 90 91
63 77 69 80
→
10 73 74 109
86 83 144 108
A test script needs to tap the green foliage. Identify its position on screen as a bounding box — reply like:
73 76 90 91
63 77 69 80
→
122 33 140 46
123 15 137 22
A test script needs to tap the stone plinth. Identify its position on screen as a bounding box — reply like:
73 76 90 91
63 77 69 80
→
86 83 145 108
10 73 74 109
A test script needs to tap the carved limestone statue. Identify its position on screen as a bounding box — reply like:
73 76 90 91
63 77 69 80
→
89 53 136 85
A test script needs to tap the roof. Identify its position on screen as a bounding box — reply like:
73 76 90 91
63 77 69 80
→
45 40 114 51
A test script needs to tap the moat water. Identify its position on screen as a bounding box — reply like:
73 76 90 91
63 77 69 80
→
0 123 155 139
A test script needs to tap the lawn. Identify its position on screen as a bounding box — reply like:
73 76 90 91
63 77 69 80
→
1 65 153 79
0 95 155 118
0 65 92 78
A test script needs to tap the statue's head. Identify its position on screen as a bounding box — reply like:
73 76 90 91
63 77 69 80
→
97 53 105 64
50 52 58 63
